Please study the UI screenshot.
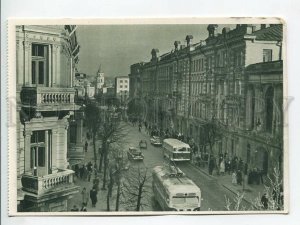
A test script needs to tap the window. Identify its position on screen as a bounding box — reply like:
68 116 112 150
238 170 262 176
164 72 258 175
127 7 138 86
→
30 130 46 168
120 85 123 88
125 85 128 88
125 80 128 83
263 49 272 62
120 80 123 83
31 44 48 85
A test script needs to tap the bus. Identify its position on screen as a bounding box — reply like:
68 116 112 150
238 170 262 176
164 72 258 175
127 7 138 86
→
152 165 201 211
163 138 191 162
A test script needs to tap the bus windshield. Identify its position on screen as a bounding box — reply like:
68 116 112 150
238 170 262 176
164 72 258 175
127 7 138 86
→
172 197 199 207
175 147 189 152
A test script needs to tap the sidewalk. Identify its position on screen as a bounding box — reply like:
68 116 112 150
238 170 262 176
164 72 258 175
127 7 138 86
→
67 128 127 212
189 161 266 206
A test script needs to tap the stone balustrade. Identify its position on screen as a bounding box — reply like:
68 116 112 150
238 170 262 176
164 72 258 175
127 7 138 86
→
21 86 76 111
21 169 74 196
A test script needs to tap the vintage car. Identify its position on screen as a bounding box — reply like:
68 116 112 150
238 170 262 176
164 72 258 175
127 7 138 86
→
127 147 144 161
139 140 148 149
150 136 162 147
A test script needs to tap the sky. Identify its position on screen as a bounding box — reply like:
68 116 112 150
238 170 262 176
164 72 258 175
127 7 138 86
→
76 24 236 79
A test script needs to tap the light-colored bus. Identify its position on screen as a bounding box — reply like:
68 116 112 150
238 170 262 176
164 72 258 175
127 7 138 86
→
163 138 191 162
152 165 201 211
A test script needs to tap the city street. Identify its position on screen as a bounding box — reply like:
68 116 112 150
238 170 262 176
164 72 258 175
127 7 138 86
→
69 122 251 212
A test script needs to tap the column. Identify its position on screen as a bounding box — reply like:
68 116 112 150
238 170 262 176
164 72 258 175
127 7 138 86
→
45 130 49 174
51 129 58 172
23 41 31 86
48 44 52 87
23 130 32 173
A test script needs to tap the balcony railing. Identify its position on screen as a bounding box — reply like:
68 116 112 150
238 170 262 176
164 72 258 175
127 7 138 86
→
21 169 75 196
21 86 75 111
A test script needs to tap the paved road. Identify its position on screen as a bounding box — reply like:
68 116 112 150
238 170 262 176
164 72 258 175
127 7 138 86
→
123 122 251 211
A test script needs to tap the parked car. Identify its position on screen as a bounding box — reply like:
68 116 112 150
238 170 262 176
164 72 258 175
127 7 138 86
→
127 147 144 161
150 136 162 147
139 140 147 149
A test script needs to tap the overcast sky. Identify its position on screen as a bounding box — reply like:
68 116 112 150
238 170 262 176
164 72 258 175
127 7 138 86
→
76 24 236 79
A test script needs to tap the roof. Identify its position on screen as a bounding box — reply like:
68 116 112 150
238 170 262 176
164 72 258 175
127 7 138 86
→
153 166 201 195
245 60 283 74
253 25 283 41
163 138 190 148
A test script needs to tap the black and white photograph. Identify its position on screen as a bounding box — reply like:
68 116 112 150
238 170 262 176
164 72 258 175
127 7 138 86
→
8 18 286 215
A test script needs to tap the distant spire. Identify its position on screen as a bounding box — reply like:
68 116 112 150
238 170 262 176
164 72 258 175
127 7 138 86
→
97 64 102 73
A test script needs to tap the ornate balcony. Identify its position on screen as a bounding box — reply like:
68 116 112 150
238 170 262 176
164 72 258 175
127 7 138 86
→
20 86 75 111
21 169 76 196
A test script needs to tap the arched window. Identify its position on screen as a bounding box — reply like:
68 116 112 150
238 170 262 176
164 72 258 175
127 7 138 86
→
265 86 274 133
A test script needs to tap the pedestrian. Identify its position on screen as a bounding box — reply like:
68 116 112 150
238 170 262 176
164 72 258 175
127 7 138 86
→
74 164 80 178
261 193 269 209
220 159 225 175
85 141 88 152
209 156 215 175
79 165 84 179
81 187 89 207
237 170 243 185
70 205 79 211
232 171 237 185
80 203 87 212
90 187 98 207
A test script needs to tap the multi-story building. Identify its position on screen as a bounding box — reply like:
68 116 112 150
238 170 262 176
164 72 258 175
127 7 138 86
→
129 24 283 175
115 76 129 105
16 25 83 211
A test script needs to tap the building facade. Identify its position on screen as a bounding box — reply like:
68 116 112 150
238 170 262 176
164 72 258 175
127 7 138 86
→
129 24 283 175
16 25 83 211
115 76 130 105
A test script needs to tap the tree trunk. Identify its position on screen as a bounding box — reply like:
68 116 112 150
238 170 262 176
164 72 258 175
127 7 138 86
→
136 185 142 211
115 181 121 211
99 152 104 173
93 133 97 164
102 150 108 190
106 190 110 211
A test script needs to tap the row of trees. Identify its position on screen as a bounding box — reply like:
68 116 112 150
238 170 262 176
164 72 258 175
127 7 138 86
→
84 101 151 211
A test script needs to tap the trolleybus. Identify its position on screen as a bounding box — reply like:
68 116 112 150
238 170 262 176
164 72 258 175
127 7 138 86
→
163 138 191 162
152 165 201 211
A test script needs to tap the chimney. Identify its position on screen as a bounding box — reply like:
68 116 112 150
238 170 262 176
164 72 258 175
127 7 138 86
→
185 35 194 46
207 24 218 38
222 27 230 38
151 48 159 61
174 41 181 51
244 24 256 34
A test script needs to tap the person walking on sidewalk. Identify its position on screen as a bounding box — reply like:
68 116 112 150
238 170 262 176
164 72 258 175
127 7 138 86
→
209 156 215 175
85 141 88 152
90 187 98 207
219 159 225 175
237 170 243 185
81 187 89 207
261 193 269 209
232 171 237 185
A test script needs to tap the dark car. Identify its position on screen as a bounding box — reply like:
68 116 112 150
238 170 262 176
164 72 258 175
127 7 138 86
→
150 136 162 147
139 140 147 149
127 147 144 161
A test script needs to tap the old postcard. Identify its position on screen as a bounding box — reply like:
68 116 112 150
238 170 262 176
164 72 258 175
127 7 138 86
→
7 18 287 215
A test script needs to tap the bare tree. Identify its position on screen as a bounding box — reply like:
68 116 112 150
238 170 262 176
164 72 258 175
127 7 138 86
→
121 165 152 211
203 117 223 173
97 117 129 190
84 102 101 164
